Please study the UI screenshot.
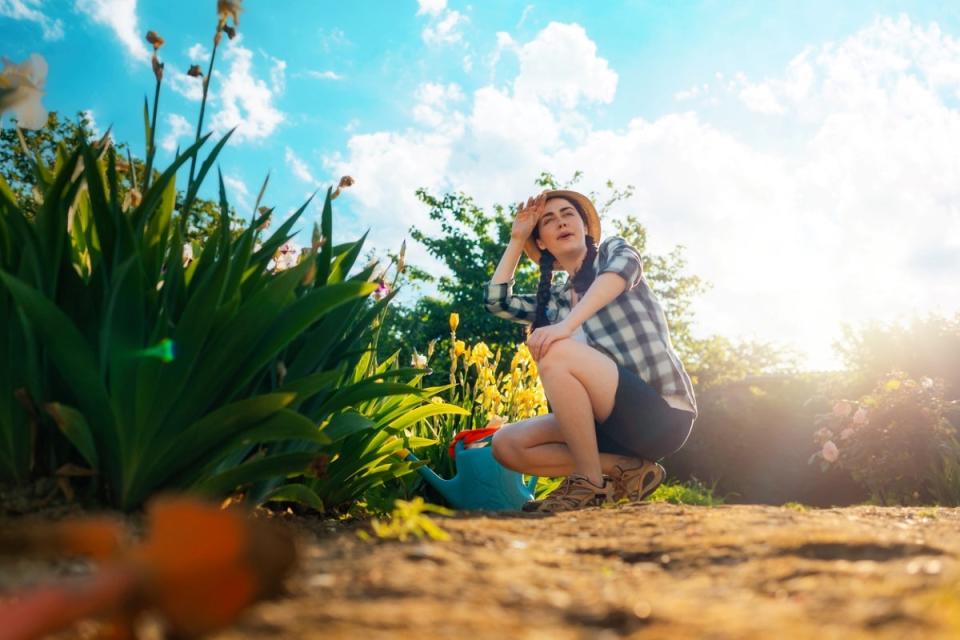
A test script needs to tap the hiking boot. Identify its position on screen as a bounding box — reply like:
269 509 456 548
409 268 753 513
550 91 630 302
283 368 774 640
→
533 473 616 513
609 459 665 503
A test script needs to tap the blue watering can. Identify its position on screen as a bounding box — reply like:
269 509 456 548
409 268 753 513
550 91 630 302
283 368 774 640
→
405 436 539 511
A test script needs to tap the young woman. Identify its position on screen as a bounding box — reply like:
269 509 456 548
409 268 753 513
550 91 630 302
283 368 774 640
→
484 190 698 513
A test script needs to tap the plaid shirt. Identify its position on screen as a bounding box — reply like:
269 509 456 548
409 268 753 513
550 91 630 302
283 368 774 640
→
483 235 698 417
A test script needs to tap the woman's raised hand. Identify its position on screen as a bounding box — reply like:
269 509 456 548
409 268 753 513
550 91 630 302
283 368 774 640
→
511 191 547 241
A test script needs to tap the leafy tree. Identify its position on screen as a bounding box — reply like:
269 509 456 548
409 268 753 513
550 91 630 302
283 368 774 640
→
0 111 242 242
377 170 798 389
378 172 690 378
834 313 960 397
0 111 96 216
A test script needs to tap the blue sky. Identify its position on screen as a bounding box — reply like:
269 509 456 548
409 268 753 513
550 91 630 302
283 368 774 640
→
3 0 960 370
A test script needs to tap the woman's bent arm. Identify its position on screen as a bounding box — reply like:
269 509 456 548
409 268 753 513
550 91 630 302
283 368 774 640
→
483 237 538 324
490 236 527 285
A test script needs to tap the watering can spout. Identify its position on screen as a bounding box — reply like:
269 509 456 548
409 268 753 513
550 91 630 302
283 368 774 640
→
405 452 457 500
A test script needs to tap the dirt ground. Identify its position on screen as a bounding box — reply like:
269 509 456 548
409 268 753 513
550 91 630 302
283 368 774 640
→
217 502 960 640
5 499 960 639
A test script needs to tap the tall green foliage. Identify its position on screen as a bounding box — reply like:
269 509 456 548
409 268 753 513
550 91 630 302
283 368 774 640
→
0 130 383 507
0 111 242 242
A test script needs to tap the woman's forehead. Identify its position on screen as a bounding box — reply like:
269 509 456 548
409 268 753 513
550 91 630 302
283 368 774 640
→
543 197 576 215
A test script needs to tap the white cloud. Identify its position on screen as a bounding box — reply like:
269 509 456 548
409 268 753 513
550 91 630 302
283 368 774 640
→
487 31 517 75
0 0 64 40
222 173 251 210
513 22 617 109
187 43 209 63
269 56 286 94
74 0 149 62
317 27 350 54
322 130 453 265
324 15 960 369
305 69 343 81
80 109 99 137
516 4 534 29
738 80 785 114
674 83 708 101
160 113 192 152
421 7 466 46
208 36 285 143
416 0 445 17
285 146 317 185
411 82 465 131
168 69 204 101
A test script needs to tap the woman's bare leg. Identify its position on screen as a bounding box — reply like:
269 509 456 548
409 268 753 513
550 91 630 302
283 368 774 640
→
491 413 637 478
491 339 628 485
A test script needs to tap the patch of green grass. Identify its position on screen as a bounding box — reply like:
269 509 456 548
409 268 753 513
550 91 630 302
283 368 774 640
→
647 477 725 506
781 502 808 512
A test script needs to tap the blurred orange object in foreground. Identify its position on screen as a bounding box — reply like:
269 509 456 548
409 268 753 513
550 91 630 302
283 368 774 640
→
0 495 298 639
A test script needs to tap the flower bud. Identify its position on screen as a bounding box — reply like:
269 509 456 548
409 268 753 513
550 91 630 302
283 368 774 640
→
145 31 165 50
397 238 406 273
151 55 164 82
411 352 428 369
122 188 142 211
330 175 355 200
187 64 203 78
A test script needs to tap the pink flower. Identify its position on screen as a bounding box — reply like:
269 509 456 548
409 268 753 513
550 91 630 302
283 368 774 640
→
813 427 833 442
372 278 391 301
852 407 868 426
272 241 301 271
832 401 852 418
822 440 839 463
840 428 854 440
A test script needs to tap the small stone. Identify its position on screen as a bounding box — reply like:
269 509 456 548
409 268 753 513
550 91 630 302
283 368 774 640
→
406 544 445 563
923 559 943 575
307 573 335 587
632 600 652 619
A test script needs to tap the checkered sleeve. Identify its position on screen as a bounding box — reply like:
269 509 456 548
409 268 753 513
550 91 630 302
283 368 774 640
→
483 278 537 325
597 236 643 290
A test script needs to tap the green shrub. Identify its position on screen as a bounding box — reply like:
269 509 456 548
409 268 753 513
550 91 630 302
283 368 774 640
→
811 371 957 505
0 133 387 507
648 477 726 506
668 372 867 506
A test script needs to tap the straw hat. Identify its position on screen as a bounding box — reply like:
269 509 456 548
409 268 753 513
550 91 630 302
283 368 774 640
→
522 189 602 265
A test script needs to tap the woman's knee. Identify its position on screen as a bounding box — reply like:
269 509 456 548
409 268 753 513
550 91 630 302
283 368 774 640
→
491 430 521 469
536 339 576 376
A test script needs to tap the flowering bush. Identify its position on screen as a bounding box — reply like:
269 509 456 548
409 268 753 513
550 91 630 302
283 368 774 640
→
811 371 957 505
450 336 547 428
399 314 548 485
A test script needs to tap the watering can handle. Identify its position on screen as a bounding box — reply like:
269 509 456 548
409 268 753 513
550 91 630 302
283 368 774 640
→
525 475 539 492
